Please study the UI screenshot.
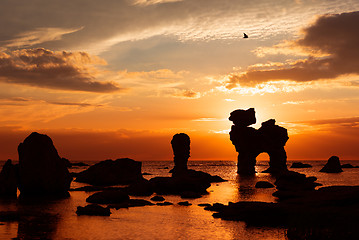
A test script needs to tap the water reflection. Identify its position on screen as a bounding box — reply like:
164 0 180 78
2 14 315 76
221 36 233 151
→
15 198 63 240
235 175 258 201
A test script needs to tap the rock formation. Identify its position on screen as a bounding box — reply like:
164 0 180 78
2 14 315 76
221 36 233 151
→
75 158 144 186
0 159 18 198
320 156 343 173
171 133 190 175
229 108 289 175
149 133 224 197
17 132 72 197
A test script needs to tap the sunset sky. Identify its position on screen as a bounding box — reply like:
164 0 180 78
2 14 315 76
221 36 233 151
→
0 0 358 161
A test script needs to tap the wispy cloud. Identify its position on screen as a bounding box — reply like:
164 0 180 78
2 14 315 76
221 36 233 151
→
4 27 83 48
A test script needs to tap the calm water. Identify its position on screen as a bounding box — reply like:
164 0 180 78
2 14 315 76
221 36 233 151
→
1 160 359 240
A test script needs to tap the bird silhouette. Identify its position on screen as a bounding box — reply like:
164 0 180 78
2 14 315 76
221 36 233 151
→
243 33 248 38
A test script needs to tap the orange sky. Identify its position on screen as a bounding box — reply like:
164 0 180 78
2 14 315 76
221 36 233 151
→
0 1 358 161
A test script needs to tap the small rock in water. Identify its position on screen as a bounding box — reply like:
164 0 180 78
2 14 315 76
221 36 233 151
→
290 162 312 168
198 203 211 207
76 204 111 216
341 163 358 168
151 196 165 201
177 201 191 206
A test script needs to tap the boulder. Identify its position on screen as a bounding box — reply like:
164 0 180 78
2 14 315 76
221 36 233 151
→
0 159 18 198
86 190 130 204
75 158 144 186
76 204 111 216
228 108 256 127
17 132 72 197
290 162 312 168
320 156 343 173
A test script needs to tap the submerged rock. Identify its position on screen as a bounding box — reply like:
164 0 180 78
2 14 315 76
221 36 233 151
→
341 163 358 168
255 181 275 188
76 204 111 216
75 158 144 186
17 132 72 197
320 156 343 173
156 201 173 206
290 162 312 168
0 159 18 198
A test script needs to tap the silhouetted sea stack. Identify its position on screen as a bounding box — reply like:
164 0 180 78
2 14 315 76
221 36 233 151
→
229 108 288 175
0 159 18 198
75 158 144 186
171 133 190 175
320 156 343 173
149 133 224 197
17 132 72 197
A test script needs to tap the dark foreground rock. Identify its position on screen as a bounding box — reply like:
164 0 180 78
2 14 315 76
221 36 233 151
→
86 190 130 204
17 132 72 197
75 158 144 186
290 162 312 168
149 174 210 196
273 171 321 200
207 186 359 239
76 204 111 216
0 159 18 198
320 156 343 173
125 179 154 196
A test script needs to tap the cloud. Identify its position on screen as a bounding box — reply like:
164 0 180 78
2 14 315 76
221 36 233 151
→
0 48 122 92
227 11 359 88
4 27 83 48
171 89 201 99
132 0 183 6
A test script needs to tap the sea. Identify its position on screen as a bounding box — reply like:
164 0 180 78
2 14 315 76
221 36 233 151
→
1 159 359 240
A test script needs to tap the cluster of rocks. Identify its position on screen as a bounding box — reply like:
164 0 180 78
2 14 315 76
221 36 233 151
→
0 132 72 198
229 108 289 175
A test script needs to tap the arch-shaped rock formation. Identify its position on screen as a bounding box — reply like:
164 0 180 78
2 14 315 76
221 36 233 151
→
229 108 288 175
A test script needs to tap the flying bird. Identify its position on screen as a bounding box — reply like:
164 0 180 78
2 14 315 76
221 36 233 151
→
243 33 248 38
